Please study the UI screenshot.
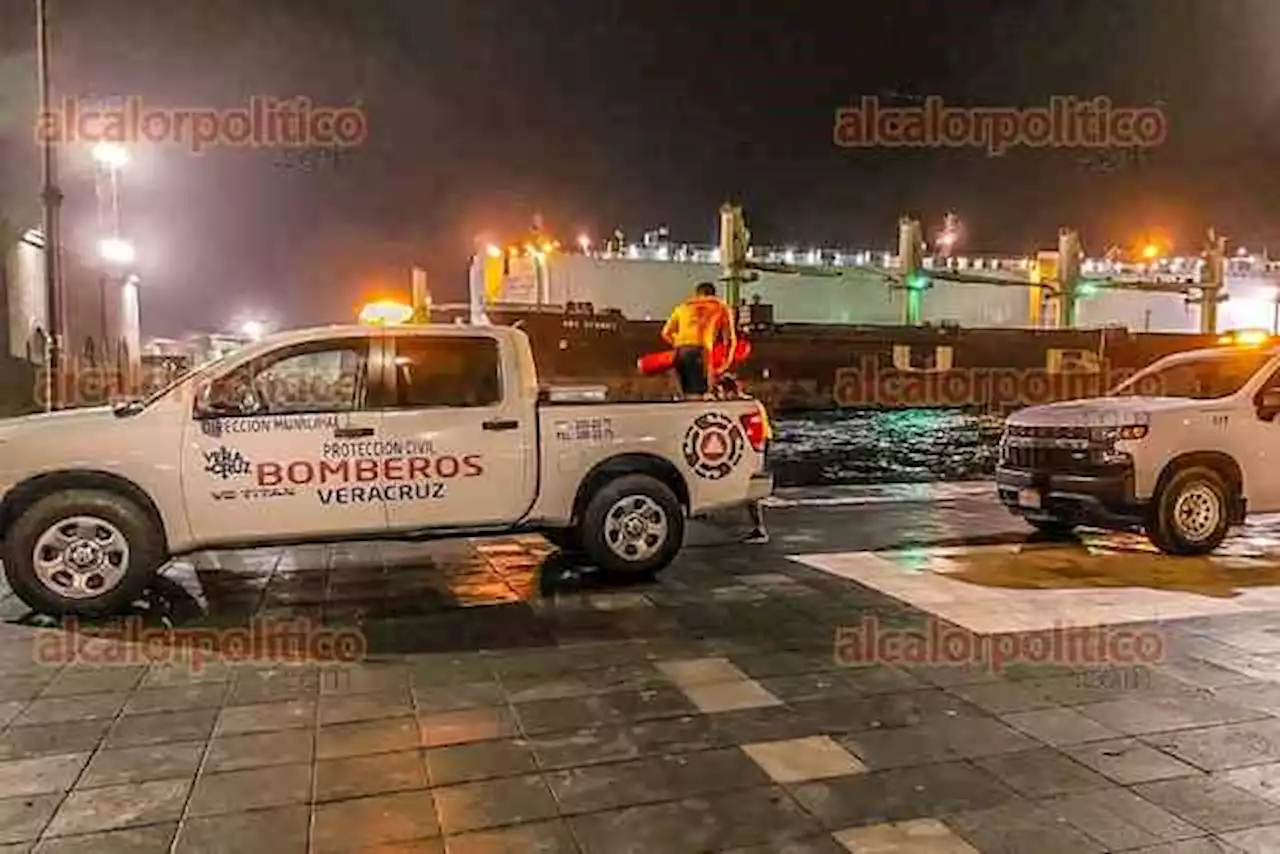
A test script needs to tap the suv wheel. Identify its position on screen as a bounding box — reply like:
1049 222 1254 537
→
579 474 684 581
3 489 165 616
1147 466 1231 556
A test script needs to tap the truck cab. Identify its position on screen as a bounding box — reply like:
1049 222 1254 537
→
997 336 1280 554
0 325 771 615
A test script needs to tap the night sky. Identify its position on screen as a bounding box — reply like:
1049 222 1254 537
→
2 0 1279 335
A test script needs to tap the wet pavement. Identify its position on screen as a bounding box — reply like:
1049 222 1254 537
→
3 485 1280 851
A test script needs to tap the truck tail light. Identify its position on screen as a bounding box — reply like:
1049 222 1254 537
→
740 410 767 452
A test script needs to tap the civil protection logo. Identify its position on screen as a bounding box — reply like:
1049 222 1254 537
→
682 412 744 480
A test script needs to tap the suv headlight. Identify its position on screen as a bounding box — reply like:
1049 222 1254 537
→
1091 424 1149 443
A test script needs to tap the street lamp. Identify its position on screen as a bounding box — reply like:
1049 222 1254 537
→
91 142 128 170
240 320 265 340
97 236 135 265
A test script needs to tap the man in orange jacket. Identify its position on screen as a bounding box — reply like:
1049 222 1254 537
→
662 282 736 398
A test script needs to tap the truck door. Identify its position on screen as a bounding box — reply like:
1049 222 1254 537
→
1245 364 1280 514
380 331 536 531
180 333 387 545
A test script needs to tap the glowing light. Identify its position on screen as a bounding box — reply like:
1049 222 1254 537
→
1219 329 1271 347
1141 244 1159 260
484 244 501 258
358 300 413 325
97 237 135 265
577 234 590 251
91 142 128 169
240 320 266 340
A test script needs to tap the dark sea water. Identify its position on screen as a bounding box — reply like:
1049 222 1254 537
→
770 410 1004 487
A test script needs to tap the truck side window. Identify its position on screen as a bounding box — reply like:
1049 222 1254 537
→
392 337 501 408
205 341 367 416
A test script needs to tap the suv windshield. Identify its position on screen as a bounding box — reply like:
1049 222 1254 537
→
1112 350 1276 399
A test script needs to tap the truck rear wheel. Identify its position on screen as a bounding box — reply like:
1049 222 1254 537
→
1147 466 1231 556
579 474 684 581
3 489 165 617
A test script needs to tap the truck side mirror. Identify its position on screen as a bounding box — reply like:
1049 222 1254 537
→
1258 388 1280 422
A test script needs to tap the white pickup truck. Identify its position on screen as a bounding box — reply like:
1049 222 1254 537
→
997 338 1280 555
0 325 772 615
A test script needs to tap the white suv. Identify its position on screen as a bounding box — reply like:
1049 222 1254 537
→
997 340 1280 554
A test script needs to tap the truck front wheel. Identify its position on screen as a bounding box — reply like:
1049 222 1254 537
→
3 489 165 616
579 474 684 581
1147 466 1231 556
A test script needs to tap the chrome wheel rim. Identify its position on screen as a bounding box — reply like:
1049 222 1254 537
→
604 495 668 562
32 516 130 600
1173 484 1222 542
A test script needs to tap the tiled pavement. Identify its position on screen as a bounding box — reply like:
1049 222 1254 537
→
2 495 1280 851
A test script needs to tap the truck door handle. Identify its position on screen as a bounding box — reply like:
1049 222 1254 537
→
483 418 519 431
333 426 375 438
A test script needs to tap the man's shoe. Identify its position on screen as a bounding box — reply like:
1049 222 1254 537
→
743 529 770 545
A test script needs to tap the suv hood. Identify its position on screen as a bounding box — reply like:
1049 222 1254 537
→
1007 396 1202 428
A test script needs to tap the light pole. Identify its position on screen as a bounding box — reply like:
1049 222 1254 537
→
36 0 65 410
92 142 127 366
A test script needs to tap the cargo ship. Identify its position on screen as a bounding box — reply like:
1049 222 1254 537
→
454 219 1279 415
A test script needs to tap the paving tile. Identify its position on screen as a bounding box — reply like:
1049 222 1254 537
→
317 716 419 760
656 657 751 686
945 680 1059 714
202 728 313 773
973 747 1112 798
544 756 674 814
412 680 507 714
1000 706 1123 746
425 739 538 786
1093 839 1239 854
841 717 1037 770
789 761 1018 829
0 794 60 845
1077 695 1264 736
214 699 315 735
602 686 698 722
0 704 23 731
946 800 1108 853
742 736 866 784
122 684 228 715
680 680 782 714
0 753 89 798
31 822 176 853
105 709 217 749
625 715 729 756
186 762 311 817
44 778 190 837
40 666 147 698
1066 738 1204 785
311 791 439 853
442 818 577 854
721 836 848 854
1221 763 1280 806
0 675 54 704
527 725 643 770
1219 824 1280 853
14 693 127 725
226 668 318 705
834 817 980 853
1145 720 1280 772
1136 776 1280 834
659 747 774 798
172 804 308 854
1042 787 1204 850
433 773 560 835
568 785 821 853
78 742 203 788
419 707 516 748
0 721 111 761
315 749 428 801
1213 683 1280 716
513 696 623 735
318 688 414 725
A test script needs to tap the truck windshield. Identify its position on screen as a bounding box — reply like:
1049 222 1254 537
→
1112 350 1276 399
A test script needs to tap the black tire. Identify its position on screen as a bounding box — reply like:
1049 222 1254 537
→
578 474 684 581
1026 518 1078 539
542 528 581 553
1146 465 1232 556
3 489 165 617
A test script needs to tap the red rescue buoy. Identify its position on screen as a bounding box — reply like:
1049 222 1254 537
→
636 338 752 376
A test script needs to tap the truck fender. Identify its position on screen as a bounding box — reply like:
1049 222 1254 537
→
1152 451 1246 523
570 453 690 525
0 470 171 551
